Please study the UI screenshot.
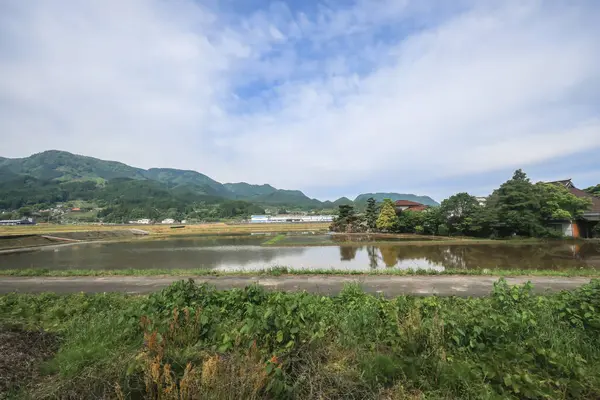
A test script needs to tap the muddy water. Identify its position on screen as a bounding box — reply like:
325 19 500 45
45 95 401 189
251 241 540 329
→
0 236 598 272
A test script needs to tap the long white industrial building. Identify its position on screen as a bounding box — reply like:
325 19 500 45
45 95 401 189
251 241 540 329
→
250 215 334 223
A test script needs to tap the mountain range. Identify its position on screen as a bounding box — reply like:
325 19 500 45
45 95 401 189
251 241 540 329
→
0 150 439 209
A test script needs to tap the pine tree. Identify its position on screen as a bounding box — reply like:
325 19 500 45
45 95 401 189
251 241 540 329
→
365 197 378 231
376 199 398 232
330 204 357 232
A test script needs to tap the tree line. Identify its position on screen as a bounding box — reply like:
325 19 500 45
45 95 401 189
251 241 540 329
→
330 170 597 238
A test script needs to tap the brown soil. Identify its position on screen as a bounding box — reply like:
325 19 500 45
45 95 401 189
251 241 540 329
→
49 230 139 241
0 230 143 251
0 326 59 397
0 235 57 250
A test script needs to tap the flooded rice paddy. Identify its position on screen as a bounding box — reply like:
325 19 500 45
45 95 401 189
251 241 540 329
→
0 234 599 272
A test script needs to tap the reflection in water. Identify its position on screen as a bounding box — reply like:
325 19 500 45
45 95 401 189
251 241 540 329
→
0 236 599 272
380 247 398 267
367 246 379 269
339 246 358 261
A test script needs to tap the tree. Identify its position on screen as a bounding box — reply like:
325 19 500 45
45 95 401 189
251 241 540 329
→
536 183 591 221
365 198 378 232
18 207 32 217
397 210 423 233
486 169 544 237
0 211 15 220
584 184 600 196
421 207 443 235
376 199 398 232
440 193 482 236
330 204 358 232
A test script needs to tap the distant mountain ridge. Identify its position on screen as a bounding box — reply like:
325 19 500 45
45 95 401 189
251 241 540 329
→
354 192 439 206
0 150 438 208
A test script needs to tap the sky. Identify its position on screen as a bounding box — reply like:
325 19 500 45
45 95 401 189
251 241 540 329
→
1 0 599 202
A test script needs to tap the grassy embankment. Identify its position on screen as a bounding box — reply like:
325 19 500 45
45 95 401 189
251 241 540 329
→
1 279 599 399
2 266 600 277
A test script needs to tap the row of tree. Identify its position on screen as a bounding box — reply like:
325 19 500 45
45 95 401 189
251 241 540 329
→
330 170 597 238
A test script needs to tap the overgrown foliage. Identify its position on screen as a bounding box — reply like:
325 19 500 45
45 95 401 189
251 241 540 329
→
2 279 600 399
585 184 600 196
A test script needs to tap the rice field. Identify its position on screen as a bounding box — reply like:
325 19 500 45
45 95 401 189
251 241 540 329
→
0 222 332 237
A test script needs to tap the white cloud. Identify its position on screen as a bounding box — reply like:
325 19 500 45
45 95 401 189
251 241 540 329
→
0 0 598 199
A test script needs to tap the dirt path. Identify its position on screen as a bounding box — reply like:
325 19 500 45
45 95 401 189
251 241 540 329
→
0 275 593 297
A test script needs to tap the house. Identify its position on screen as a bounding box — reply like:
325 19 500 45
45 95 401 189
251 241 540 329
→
250 215 269 223
0 218 36 226
128 218 151 225
161 218 176 224
394 200 428 213
547 179 600 238
71 207 81 212
249 215 334 224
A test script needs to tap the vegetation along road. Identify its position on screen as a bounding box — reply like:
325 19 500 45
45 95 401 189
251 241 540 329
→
0 275 593 297
2 279 600 398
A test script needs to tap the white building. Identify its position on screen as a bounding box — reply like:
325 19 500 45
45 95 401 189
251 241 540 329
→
250 215 334 224
161 218 176 224
128 218 151 224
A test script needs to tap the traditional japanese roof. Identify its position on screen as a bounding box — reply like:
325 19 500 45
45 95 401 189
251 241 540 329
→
394 200 425 207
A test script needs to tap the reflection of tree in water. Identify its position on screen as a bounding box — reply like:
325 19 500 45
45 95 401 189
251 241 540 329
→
339 246 359 261
367 246 379 269
388 243 598 270
379 246 398 267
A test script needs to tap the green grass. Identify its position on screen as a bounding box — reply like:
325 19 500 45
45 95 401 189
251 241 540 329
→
261 234 287 246
1 279 600 399
2 266 599 277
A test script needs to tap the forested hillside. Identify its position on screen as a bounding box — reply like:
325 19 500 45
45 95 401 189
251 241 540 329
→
0 150 439 222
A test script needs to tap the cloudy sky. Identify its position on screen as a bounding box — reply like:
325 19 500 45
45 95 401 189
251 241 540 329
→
1 0 599 202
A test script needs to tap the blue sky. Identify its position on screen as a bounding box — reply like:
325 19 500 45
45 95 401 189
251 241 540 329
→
1 0 599 202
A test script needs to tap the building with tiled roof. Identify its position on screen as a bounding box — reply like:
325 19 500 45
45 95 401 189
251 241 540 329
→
394 200 428 213
547 179 599 237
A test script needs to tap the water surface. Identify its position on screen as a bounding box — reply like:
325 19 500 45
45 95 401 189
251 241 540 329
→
1 236 599 272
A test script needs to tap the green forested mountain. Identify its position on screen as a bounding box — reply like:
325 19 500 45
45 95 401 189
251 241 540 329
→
0 151 439 219
0 150 147 181
143 168 232 198
332 197 353 206
250 190 320 207
354 192 439 206
224 182 277 198
224 182 322 207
